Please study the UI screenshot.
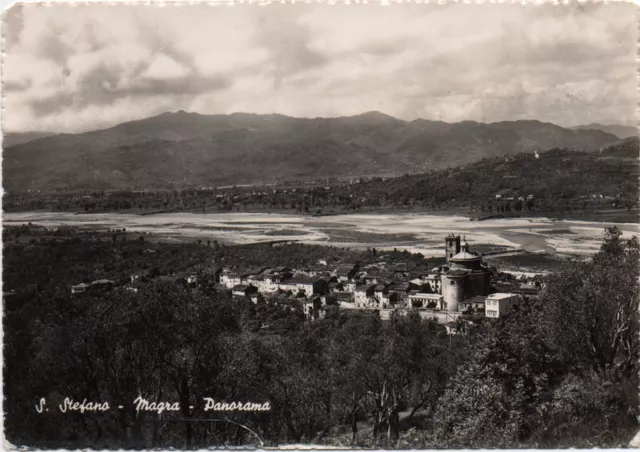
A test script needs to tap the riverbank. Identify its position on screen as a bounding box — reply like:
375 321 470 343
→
4 203 639 224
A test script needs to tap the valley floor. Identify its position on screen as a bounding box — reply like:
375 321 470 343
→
4 210 637 275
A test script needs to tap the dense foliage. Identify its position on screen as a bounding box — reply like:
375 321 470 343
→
405 227 639 448
3 226 413 294
3 227 638 448
356 145 638 213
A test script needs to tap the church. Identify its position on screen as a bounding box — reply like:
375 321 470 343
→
439 234 492 311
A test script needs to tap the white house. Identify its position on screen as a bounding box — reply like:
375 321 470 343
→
255 275 284 294
221 271 242 289
343 281 357 293
278 276 327 298
354 284 376 307
232 284 258 298
91 279 114 290
421 272 441 293
485 293 521 318
71 283 90 294
373 285 388 304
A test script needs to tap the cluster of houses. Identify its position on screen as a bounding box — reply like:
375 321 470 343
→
495 194 535 202
216 235 540 321
71 279 116 294
70 270 151 295
69 235 541 326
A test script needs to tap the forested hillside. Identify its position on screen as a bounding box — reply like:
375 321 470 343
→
5 140 638 221
353 140 639 212
3 227 638 448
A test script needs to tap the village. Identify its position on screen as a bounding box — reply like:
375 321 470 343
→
70 234 543 332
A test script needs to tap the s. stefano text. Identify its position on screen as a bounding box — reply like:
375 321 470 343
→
35 397 271 414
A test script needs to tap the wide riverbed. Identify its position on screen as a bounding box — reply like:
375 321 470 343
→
4 211 638 258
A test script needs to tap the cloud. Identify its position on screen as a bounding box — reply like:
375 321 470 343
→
11 6 233 120
2 2 637 133
3 78 32 93
34 24 69 66
29 59 231 117
251 6 329 89
358 37 409 57
136 17 199 73
2 3 24 51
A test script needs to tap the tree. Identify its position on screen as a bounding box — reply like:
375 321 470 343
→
421 227 639 448
541 227 639 375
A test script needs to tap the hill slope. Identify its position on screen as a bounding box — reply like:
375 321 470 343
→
2 131 58 148
354 139 639 206
572 123 637 139
599 136 639 158
3 111 621 192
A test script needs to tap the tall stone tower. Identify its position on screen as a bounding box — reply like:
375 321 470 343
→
445 234 461 263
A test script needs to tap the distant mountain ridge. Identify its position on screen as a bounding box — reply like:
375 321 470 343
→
3 111 622 192
571 123 637 139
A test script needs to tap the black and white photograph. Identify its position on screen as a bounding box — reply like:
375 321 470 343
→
2 1 639 448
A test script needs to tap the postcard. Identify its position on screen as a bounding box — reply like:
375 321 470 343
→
2 0 639 449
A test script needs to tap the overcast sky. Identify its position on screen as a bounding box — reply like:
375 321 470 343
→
2 2 636 133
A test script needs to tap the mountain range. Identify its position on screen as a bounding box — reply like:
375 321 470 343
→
2 111 625 192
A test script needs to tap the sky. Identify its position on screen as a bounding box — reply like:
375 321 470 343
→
1 1 637 133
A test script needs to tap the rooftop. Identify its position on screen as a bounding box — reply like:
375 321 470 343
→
241 267 268 277
450 251 481 261
271 266 291 273
409 293 442 299
487 292 519 300
355 284 377 291
285 276 317 284
391 282 411 290
336 266 355 274
463 295 487 303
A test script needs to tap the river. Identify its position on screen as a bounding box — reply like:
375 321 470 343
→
4 211 637 258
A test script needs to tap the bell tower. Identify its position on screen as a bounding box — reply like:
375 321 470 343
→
460 236 469 253
445 234 461 263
